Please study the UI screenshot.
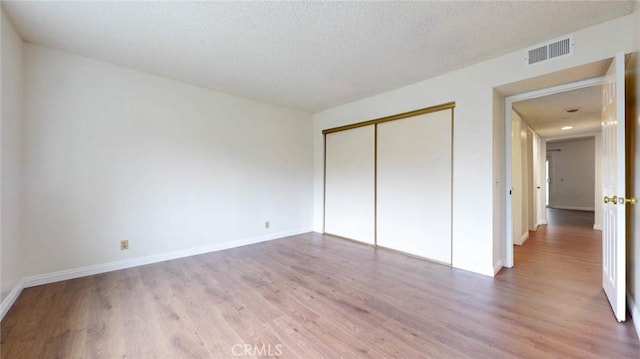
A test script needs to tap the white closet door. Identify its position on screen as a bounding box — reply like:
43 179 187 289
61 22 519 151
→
324 125 375 244
377 110 452 263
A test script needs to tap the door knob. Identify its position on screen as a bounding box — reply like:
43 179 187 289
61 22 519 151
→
604 196 617 204
624 197 637 205
604 196 610 203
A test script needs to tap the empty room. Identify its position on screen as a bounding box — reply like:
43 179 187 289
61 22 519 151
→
2 1 640 358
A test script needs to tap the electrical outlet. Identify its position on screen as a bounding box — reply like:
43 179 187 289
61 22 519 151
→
265 221 270 229
120 240 129 250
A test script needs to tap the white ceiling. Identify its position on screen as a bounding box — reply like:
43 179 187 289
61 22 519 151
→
2 1 635 112
513 85 603 139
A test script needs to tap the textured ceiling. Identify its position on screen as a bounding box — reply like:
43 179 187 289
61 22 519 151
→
513 85 602 139
2 1 635 112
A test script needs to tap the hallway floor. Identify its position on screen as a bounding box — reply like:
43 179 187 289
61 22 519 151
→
497 208 639 353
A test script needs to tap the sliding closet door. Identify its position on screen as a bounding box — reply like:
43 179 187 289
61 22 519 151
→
377 110 452 263
324 125 375 244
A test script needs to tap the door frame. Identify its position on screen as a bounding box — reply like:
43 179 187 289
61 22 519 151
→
546 154 552 208
504 76 604 267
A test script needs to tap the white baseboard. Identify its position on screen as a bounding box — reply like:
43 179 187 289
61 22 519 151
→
593 224 603 230
23 228 312 288
627 292 640 341
0 279 25 321
549 205 595 212
493 259 503 276
514 232 529 246
449 261 495 278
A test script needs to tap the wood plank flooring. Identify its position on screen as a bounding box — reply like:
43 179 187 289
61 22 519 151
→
2 211 639 358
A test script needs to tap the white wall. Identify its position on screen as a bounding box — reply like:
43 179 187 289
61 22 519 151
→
546 138 596 211
527 129 537 231
511 111 525 245
520 123 531 237
1 9 24 303
313 14 637 276
512 113 536 245
539 139 547 225
22 44 314 277
531 132 542 229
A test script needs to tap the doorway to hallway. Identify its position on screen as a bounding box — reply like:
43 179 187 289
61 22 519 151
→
503 208 637 336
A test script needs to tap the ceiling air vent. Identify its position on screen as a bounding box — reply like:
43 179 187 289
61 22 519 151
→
526 35 574 65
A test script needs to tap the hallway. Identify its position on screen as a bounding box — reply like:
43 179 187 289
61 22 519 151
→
497 208 639 352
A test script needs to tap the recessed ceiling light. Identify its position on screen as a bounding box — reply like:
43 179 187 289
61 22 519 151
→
561 126 573 130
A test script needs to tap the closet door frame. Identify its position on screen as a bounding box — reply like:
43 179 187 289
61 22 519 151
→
323 101 455 262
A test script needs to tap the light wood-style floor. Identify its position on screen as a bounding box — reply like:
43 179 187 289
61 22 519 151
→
2 210 639 358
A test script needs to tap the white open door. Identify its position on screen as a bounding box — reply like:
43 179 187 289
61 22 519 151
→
601 52 626 322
